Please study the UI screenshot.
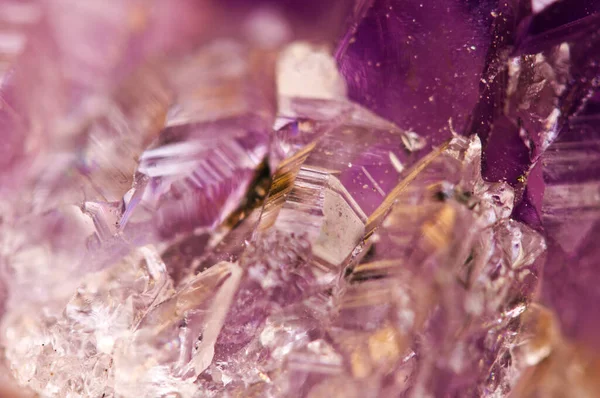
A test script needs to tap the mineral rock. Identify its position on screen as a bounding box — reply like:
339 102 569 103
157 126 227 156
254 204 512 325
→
0 1 598 397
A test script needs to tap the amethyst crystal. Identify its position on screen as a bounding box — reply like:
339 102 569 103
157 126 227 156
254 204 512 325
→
0 1 598 397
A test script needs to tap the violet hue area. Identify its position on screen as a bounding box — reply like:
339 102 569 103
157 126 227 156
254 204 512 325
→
0 1 598 397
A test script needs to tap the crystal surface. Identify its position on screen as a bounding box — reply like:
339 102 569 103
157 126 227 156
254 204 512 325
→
120 40 275 238
0 1 599 397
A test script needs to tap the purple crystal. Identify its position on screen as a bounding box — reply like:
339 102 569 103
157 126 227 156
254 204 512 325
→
540 88 600 353
0 1 599 397
121 41 276 238
337 0 496 147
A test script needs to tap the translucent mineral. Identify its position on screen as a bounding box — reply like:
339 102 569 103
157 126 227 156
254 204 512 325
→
0 1 599 398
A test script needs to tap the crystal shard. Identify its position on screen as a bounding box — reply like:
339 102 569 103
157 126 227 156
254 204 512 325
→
257 154 367 277
331 136 545 397
114 261 242 397
121 41 275 237
337 0 496 146
257 44 424 285
76 66 172 202
273 96 424 215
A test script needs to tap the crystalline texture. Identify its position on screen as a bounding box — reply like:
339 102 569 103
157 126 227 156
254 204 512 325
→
72 66 173 205
0 1 599 397
3 246 172 397
121 41 275 238
114 261 242 398
540 91 600 356
329 136 545 397
337 0 496 146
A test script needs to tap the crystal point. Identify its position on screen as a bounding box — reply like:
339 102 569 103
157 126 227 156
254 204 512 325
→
123 41 275 238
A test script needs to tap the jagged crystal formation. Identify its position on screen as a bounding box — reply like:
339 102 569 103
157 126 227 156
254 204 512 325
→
120 40 275 238
0 1 599 397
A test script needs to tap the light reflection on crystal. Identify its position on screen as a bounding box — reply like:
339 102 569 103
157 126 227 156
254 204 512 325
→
114 261 242 397
1 1 599 396
120 41 275 238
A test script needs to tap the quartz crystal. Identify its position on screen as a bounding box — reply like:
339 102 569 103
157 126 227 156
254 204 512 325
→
0 1 599 397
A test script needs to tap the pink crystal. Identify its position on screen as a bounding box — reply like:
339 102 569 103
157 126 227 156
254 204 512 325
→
0 1 599 397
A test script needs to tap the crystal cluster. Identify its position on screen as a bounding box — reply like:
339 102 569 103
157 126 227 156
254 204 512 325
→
0 1 599 397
